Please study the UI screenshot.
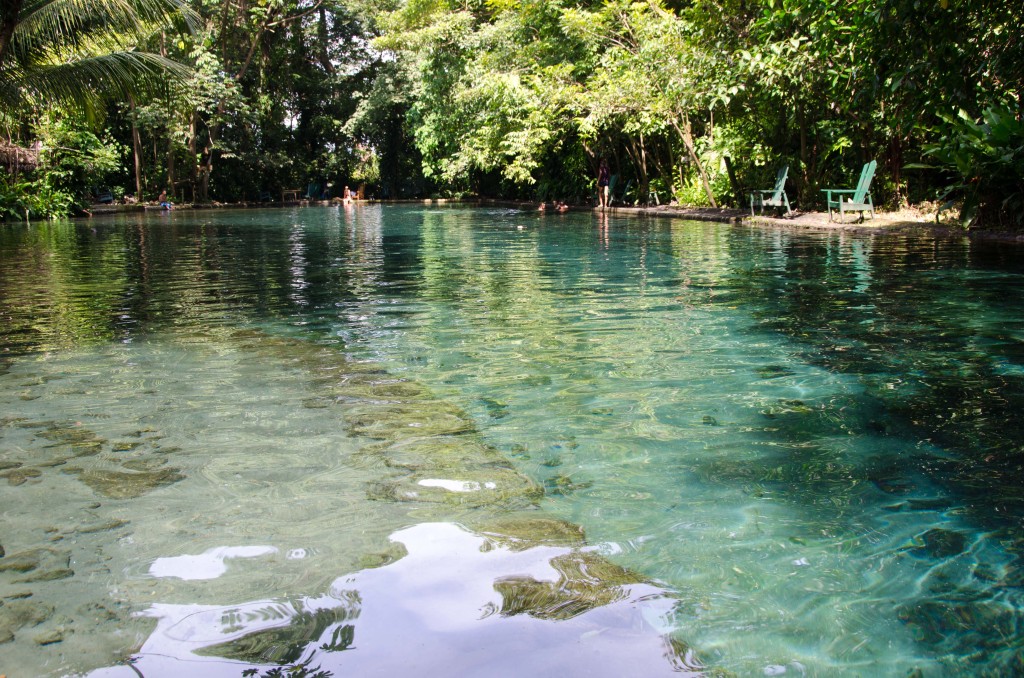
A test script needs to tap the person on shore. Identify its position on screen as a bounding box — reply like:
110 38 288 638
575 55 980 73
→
597 159 610 210
158 190 173 210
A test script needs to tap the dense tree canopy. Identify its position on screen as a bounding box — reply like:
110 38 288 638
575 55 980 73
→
1 0 1021 228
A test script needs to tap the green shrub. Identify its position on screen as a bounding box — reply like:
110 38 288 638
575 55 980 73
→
919 105 1024 229
0 175 74 221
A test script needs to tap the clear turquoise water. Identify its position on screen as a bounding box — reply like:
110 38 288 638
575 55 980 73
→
2 205 1024 676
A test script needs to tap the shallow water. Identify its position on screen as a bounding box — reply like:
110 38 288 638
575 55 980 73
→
2 206 1024 676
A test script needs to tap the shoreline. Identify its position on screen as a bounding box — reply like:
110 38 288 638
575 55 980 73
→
75 198 1024 244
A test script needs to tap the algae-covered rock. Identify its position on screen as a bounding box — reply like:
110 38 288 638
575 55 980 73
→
543 473 593 496
34 628 64 645
334 376 431 401
76 467 185 499
110 441 144 452
0 599 55 642
0 547 72 584
355 543 408 570
14 567 74 583
0 467 41 485
36 424 106 449
478 516 586 550
121 458 167 472
756 365 796 379
345 402 473 441
909 528 968 560
371 437 502 473
0 547 68 575
76 519 131 534
196 607 355 664
368 468 542 510
494 550 642 620
761 399 815 418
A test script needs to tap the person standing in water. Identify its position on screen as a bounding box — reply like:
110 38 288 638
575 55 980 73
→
597 159 610 210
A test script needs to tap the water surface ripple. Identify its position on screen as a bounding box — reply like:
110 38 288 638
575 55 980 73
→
2 207 1024 676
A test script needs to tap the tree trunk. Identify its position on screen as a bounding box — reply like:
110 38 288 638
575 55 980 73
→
128 97 144 200
672 115 716 208
167 137 176 199
0 0 25 68
317 6 335 74
189 111 199 198
799 105 809 205
888 135 905 207
197 4 281 204
638 131 649 205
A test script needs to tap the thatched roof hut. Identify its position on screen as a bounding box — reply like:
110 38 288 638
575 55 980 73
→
0 141 40 173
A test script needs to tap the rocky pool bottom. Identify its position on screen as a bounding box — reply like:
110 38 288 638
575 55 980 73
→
0 329 708 677
2 325 1018 677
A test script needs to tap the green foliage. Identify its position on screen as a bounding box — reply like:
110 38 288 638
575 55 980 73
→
2 0 1019 220
0 0 192 116
919 105 1024 229
0 175 74 221
35 112 125 202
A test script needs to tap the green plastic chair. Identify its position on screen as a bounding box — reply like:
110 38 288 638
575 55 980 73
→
612 178 633 206
823 161 877 222
303 182 323 200
749 165 792 216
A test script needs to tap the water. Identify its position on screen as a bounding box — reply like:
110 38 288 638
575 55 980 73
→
2 206 1024 677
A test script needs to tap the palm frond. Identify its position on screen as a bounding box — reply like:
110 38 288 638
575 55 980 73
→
11 0 196 62
1 51 190 113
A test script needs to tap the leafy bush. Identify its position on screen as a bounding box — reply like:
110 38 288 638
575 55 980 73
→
35 112 124 208
0 175 74 221
920 105 1024 229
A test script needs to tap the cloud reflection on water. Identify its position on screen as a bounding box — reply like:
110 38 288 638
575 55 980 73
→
92 522 699 677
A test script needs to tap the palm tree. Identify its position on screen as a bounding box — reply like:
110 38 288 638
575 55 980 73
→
0 0 192 116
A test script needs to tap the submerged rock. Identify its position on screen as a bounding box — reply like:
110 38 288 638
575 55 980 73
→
543 473 593 496
33 628 64 645
196 607 354 665
110 441 144 452
121 458 167 472
909 528 968 560
345 402 474 441
0 467 41 485
0 599 54 643
478 516 586 550
75 467 185 499
14 567 74 583
36 424 105 450
756 365 797 379
0 547 68 575
75 519 130 534
494 550 642 620
0 547 73 584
